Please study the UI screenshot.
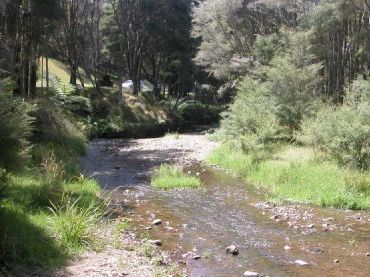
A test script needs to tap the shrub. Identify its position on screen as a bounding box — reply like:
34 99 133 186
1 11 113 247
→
177 101 224 128
32 99 86 156
63 96 92 116
0 83 36 170
38 151 65 205
218 77 279 156
0 168 9 201
265 29 321 135
300 104 370 170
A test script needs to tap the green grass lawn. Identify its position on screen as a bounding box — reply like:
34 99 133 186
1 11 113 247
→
151 164 201 190
208 144 370 210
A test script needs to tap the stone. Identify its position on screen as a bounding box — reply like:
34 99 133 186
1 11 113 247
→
148 239 162 246
307 224 315 228
115 166 121 170
334 259 339 263
366 252 370 257
243 271 261 277
193 255 201 260
284 245 291 251
144 226 152 231
165 226 176 232
152 219 162 225
226 245 239 255
295 260 310 266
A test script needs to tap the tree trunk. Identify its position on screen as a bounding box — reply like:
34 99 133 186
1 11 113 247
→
46 56 50 93
70 64 77 85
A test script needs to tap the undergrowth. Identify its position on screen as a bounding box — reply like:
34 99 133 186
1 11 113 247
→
0 107 104 271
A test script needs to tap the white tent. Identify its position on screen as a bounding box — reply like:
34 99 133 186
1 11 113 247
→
122 80 154 92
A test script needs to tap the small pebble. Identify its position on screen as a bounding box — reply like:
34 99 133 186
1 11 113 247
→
334 259 339 264
152 219 162 225
366 252 370 257
226 245 239 255
193 255 201 260
147 239 162 246
284 245 291 251
295 260 310 266
243 271 261 277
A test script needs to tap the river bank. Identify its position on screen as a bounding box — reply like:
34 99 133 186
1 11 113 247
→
63 132 370 277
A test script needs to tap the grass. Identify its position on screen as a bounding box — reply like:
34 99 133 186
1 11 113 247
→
0 138 104 270
208 144 370 210
151 164 201 190
37 57 94 92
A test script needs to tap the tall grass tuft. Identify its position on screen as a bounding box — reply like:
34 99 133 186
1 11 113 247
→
152 164 201 190
49 195 103 250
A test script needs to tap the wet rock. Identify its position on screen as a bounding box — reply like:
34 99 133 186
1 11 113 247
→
243 271 261 277
226 245 239 255
152 219 162 225
148 239 162 246
295 260 310 266
193 255 201 260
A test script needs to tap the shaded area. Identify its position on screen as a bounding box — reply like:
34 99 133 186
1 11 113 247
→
0 206 68 272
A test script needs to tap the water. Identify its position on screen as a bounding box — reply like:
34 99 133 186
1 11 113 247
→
82 139 370 277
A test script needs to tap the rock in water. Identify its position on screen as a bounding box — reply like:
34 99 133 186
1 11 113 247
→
226 245 239 255
295 260 310 266
152 219 162 225
148 239 162 246
243 271 261 277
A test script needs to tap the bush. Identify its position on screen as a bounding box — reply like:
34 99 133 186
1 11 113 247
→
265 29 321 135
63 96 92 116
36 151 65 206
0 168 9 201
177 101 224 128
0 82 36 170
32 100 86 156
218 77 279 156
300 104 370 170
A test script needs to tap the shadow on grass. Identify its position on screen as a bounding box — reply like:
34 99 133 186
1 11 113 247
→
0 205 68 272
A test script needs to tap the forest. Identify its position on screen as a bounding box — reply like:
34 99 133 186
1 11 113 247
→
1 0 370 276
